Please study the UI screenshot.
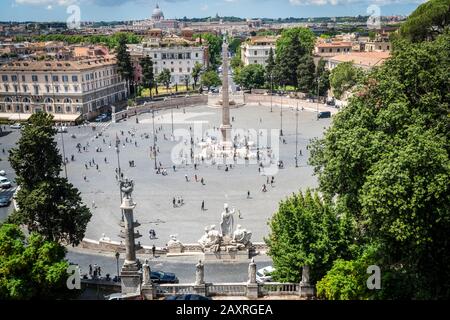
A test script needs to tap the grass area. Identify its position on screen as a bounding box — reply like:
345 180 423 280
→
140 85 195 97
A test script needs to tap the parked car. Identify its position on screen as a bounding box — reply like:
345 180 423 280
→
105 293 141 300
54 126 67 133
151 271 179 284
0 176 12 189
165 294 211 301
256 266 275 283
0 170 6 176
317 111 332 119
10 123 22 129
0 192 12 207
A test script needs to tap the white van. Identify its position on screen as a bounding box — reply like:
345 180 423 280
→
0 176 12 189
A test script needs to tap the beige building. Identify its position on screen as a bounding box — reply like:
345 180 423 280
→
240 36 278 67
327 51 391 71
0 56 127 122
314 41 352 57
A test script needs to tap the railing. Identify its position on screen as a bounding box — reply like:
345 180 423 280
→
156 284 196 296
259 282 299 295
207 283 248 296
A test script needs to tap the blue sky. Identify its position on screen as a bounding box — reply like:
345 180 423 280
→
2 0 424 22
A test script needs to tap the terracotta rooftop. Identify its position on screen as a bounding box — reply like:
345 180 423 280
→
0 56 117 72
329 51 391 67
316 41 352 48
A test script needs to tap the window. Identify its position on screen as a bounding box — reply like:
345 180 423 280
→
32 75 38 82
14 85 18 92
171 68 174 72
72 75 78 82
1 75 8 82
57 106 62 113
12 75 17 82
55 86 59 93
254 60 257 64
254 51 257 55
46 85 50 93
25 105 30 112
195 53 199 58
22 85 28 92
52 75 59 82
321 49 324 53
186 53 191 59
171 61 174 65
162 53 167 59
337 48 340 52
45 75 49 82
4 84 8 92
178 53 183 59
62 75 69 82
64 86 69 92
34 85 39 95
74 85 78 92
154 54 157 58
179 68 182 73
187 67 190 72
22 75 25 82
66 106 71 112
387 45 390 50
329 48 332 52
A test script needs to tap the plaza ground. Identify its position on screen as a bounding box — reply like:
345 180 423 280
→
0 102 332 249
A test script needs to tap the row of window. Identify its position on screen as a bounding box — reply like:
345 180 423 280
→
159 52 200 60
0 104 81 113
1 69 118 84
320 48 351 53
3 78 120 94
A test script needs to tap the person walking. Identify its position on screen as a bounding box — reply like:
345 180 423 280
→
152 244 156 258
185 174 189 182
247 190 250 199
201 177 205 185
173 197 176 208
89 264 93 278
201 200 205 211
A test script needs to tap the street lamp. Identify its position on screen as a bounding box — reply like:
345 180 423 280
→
295 101 299 168
270 74 273 112
115 251 120 281
171 106 174 136
316 78 320 119
280 94 283 136
152 109 157 170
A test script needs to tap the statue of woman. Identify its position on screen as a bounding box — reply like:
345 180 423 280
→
220 203 235 238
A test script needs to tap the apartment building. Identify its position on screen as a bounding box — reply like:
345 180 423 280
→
240 36 278 67
314 41 352 57
128 40 209 85
0 56 127 122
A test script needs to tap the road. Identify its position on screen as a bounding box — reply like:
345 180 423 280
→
66 247 273 283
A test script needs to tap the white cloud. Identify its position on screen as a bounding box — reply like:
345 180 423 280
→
15 0 78 5
289 0 425 5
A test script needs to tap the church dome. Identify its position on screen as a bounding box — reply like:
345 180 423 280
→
151 4 164 21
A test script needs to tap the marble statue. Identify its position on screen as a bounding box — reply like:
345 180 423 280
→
167 234 182 247
232 224 252 247
195 260 204 285
198 225 221 252
220 203 235 238
142 259 151 285
120 179 134 199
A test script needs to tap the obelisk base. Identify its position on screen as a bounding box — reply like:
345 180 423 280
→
121 263 141 295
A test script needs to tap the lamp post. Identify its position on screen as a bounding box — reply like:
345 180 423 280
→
60 115 68 178
280 95 283 136
270 74 273 112
115 251 120 281
295 102 299 168
316 78 320 119
171 106 174 136
152 109 157 170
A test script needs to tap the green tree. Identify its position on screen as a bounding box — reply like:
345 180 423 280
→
265 47 276 90
201 70 222 90
297 54 316 93
265 190 355 284
274 32 305 88
399 0 450 42
116 34 134 83
140 56 155 98
316 58 331 97
0 224 70 300
8 112 61 189
234 64 265 90
329 62 364 99
228 37 243 55
8 113 91 246
309 32 450 299
194 33 223 69
275 27 315 58
191 62 203 90
157 68 172 91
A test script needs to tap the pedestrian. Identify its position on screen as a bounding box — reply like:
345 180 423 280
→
299 149 303 156
89 161 92 167
195 174 198 182
247 190 250 199
173 165 176 172
98 266 101 277
238 210 243 219
85 164 88 170
92 200 96 208
89 264 92 277
83 175 87 182
201 178 205 185
104 157 107 163
152 244 156 257
96 164 98 170
173 197 176 208
201 200 205 211
185 174 189 182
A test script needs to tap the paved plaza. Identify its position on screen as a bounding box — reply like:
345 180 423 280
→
1 102 332 248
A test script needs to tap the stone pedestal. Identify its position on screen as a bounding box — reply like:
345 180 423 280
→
194 285 207 296
204 249 250 262
121 264 141 294
247 283 259 299
299 265 315 299
141 284 155 300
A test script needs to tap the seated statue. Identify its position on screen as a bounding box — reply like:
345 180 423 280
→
231 224 252 249
167 235 182 247
198 225 222 252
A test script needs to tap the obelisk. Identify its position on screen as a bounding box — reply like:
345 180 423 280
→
220 36 232 147
118 179 142 294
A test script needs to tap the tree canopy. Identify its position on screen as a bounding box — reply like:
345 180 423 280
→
201 70 221 90
0 224 70 300
329 62 364 99
399 0 450 42
309 31 450 299
234 64 265 90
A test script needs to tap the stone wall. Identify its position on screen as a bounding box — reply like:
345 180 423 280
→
113 94 208 122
